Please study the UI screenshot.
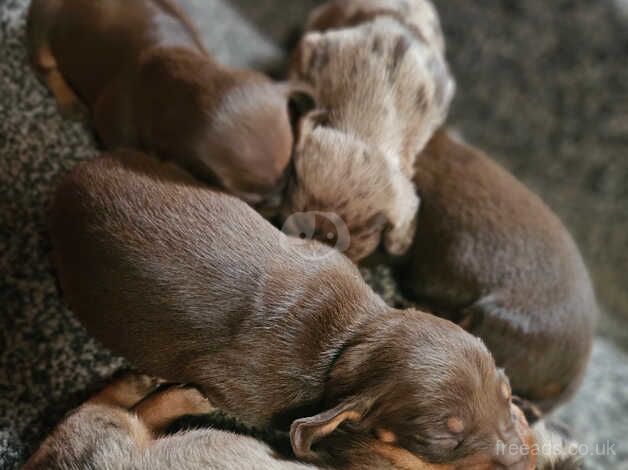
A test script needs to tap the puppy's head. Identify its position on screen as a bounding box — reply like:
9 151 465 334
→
206 79 315 208
291 310 535 469
282 112 407 261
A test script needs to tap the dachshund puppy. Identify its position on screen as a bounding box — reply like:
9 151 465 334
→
285 0 455 260
397 130 597 413
27 0 311 207
49 151 534 469
25 372 536 470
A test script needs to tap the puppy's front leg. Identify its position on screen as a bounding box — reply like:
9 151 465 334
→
383 174 419 256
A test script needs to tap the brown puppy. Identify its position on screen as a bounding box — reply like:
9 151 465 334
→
27 0 311 206
49 151 534 469
24 373 544 470
23 372 491 470
397 130 597 412
284 0 454 261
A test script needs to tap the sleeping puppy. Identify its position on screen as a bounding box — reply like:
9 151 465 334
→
26 0 311 207
284 0 455 261
49 150 534 469
397 130 597 413
25 372 537 470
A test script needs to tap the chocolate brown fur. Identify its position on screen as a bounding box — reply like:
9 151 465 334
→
26 0 309 206
397 130 597 412
49 151 534 468
285 0 455 260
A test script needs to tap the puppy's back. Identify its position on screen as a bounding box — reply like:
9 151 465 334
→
402 130 597 410
51 151 380 427
49 151 278 373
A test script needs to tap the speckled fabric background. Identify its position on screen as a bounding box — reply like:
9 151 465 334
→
1 0 627 469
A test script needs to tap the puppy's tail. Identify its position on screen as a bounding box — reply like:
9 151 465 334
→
533 419 583 470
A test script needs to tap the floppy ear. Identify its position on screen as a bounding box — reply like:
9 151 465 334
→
290 397 370 461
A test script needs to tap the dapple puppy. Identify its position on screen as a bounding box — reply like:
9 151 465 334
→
49 151 534 469
285 0 455 260
27 0 311 206
398 130 597 412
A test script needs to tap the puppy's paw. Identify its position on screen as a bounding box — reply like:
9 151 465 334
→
133 385 215 435
167 386 215 416
384 173 421 256
91 371 164 409
383 187 419 256
384 219 416 255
